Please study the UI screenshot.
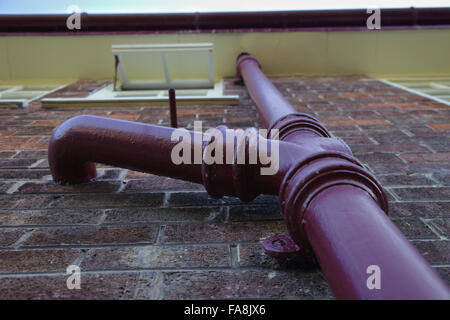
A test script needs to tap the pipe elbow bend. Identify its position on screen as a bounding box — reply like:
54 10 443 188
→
48 115 97 184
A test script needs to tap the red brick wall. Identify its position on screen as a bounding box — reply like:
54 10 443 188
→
0 76 448 299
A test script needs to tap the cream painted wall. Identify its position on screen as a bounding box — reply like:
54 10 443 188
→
0 29 449 84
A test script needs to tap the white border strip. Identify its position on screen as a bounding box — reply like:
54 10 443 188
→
380 79 450 107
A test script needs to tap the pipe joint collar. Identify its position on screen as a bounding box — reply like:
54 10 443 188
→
236 54 262 78
279 151 389 255
268 112 331 140
201 126 261 202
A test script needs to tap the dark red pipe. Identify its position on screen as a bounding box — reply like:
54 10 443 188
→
305 185 449 299
236 54 450 299
169 88 178 128
48 55 450 299
48 114 334 200
48 115 204 184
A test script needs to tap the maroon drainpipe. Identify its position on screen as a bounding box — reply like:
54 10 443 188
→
168 88 178 128
48 55 450 300
236 54 450 299
48 115 204 185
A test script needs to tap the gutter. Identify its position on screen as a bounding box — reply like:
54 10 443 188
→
1 7 450 35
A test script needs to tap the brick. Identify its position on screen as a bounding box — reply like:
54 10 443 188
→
0 136 38 144
13 150 47 159
17 181 122 194
419 137 450 152
340 92 371 98
429 123 450 130
350 143 428 153
46 193 164 209
391 218 437 239
401 152 450 162
391 187 450 201
0 195 23 209
408 127 446 137
365 102 405 108
162 221 286 244
428 218 450 237
0 194 52 209
22 225 158 247
341 136 376 146
124 176 203 192
11 126 54 136
355 153 403 163
177 109 224 115
432 172 450 186
326 119 391 126
160 270 332 299
0 142 49 151
0 208 104 226
0 151 16 159
0 132 15 139
0 158 36 168
365 162 409 175
367 102 449 110
0 182 14 193
228 204 282 222
0 248 81 273
389 202 450 218
412 241 450 265
407 162 450 174
377 174 436 186
30 120 62 127
126 170 152 179
435 267 450 286
104 114 138 121
104 207 224 224
82 245 230 270
0 229 28 247
0 169 50 180
167 192 235 207
0 272 147 299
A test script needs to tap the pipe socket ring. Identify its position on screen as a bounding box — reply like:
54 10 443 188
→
279 151 388 254
268 112 331 140
201 126 260 202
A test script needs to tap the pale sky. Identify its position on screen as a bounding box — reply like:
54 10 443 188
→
1 0 449 14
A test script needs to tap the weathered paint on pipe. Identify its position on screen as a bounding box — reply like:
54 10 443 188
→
236 53 450 299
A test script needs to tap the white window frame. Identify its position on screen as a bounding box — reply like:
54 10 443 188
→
381 78 450 106
0 85 65 108
40 80 239 109
112 43 215 90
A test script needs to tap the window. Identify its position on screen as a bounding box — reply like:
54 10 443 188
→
40 43 238 108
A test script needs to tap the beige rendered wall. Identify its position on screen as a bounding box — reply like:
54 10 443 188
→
0 29 449 84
